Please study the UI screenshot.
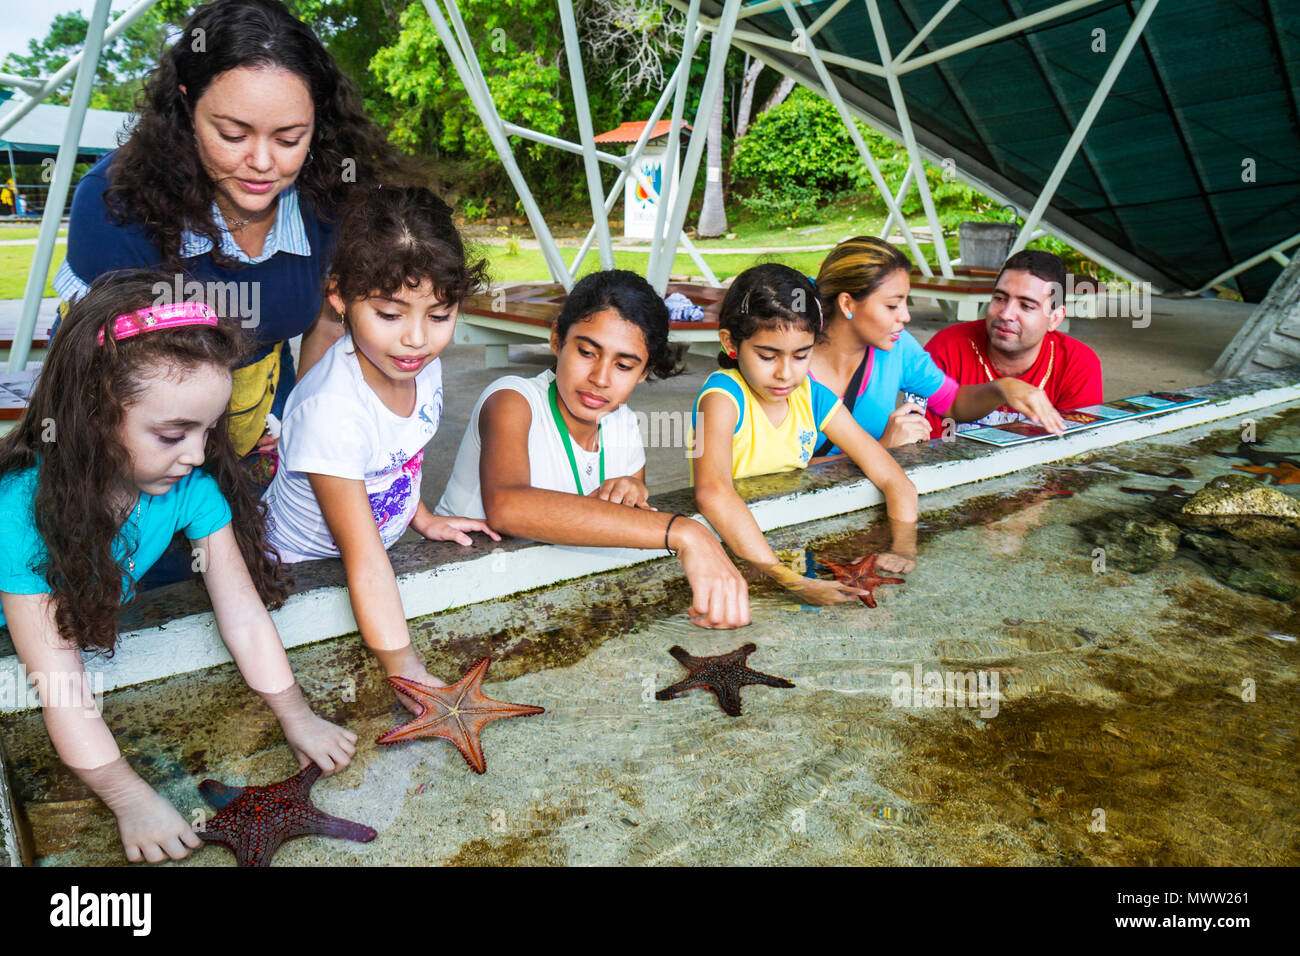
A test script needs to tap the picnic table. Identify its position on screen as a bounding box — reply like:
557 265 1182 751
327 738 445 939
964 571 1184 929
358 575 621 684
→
458 282 727 367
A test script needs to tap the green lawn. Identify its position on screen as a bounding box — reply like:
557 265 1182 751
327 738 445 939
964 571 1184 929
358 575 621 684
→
0 226 68 241
0 246 62 298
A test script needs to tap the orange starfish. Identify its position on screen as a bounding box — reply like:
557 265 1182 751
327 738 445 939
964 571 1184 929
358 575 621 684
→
375 659 544 774
820 553 905 608
1232 462 1300 486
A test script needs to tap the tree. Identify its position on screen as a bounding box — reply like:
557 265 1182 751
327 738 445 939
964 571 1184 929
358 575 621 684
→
733 55 764 141
1 8 173 112
696 79 727 237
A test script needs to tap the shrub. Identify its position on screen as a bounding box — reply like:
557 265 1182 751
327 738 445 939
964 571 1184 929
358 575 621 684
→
738 183 823 226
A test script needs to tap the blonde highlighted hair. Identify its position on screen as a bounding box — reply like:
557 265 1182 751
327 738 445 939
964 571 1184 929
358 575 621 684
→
814 236 911 322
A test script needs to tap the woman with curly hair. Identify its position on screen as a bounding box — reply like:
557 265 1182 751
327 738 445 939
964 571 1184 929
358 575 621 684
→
54 0 416 483
0 271 358 864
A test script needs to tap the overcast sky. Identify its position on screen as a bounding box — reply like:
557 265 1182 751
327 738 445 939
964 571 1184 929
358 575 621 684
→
0 1 133 67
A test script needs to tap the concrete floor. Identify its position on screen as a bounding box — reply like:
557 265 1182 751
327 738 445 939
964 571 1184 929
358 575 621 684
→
406 293 1257 545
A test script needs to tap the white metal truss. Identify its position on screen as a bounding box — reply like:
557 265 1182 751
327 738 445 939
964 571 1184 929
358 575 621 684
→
1188 230 1300 297
8 0 1291 369
666 0 1169 288
7 0 115 373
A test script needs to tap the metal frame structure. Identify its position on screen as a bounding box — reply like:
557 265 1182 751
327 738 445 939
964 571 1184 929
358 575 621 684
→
8 0 1291 373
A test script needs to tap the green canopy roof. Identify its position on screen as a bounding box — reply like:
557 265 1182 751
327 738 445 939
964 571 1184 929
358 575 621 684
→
717 0 1299 300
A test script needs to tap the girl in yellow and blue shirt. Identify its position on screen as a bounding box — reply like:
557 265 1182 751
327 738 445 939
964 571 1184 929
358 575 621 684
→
691 264 919 605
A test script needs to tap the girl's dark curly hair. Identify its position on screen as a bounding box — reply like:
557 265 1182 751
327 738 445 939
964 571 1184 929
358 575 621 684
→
717 263 824 369
104 0 419 273
554 270 679 380
0 271 291 657
330 185 489 309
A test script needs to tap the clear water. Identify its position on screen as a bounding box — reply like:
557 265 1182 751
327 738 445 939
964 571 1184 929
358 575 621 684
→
6 406 1298 866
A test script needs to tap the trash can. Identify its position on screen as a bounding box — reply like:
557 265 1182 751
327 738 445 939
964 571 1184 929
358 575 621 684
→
958 222 1019 270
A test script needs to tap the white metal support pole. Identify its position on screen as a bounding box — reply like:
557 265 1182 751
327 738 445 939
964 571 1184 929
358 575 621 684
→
807 0 854 39
569 23 705 280
1010 0 1161 255
878 165 914 240
0 74 45 94
0 0 160 139
866 0 953 277
557 0 614 269
648 0 702 288
650 0 743 293
894 0 963 64
743 4 934 274
894 0 1108 74
421 0 571 287
1186 230 1300 296
10 0 111 373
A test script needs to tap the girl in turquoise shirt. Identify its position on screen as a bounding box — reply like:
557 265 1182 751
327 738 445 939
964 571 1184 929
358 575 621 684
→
0 271 356 864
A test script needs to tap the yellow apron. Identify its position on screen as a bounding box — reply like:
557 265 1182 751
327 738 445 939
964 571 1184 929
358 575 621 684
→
226 342 282 458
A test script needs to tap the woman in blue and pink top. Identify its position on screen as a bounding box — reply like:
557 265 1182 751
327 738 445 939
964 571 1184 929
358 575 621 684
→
810 236 1061 452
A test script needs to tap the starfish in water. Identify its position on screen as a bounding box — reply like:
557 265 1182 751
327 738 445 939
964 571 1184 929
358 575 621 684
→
1232 462 1300 486
197 763 377 867
820 553 906 607
655 643 794 717
1214 442 1300 468
375 658 545 774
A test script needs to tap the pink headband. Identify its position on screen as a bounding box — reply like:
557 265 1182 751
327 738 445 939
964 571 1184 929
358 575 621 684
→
97 301 219 345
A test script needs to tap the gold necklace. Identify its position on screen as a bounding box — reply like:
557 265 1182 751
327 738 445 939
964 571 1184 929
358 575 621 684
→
971 336 1054 390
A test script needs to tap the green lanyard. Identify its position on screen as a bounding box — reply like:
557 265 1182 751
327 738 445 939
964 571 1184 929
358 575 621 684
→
548 379 603 494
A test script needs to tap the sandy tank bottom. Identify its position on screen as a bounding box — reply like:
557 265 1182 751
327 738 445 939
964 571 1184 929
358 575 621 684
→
4 408 1298 866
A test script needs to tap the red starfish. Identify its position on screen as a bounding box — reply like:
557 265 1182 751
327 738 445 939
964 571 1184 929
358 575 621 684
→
655 643 794 717
820 553 906 607
1232 462 1300 486
375 658 545 774
197 763 376 867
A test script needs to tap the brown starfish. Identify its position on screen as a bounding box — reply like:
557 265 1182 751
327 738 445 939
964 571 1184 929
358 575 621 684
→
375 658 545 774
1232 462 1300 486
197 763 377 867
820 553 906 607
655 643 794 717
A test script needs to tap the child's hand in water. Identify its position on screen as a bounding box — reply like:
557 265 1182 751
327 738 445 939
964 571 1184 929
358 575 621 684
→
118 788 204 863
71 757 202 863
762 563 864 605
874 551 916 574
257 684 357 775
589 476 654 509
371 644 447 714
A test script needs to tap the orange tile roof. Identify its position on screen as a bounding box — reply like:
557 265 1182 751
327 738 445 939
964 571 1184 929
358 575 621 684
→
592 119 692 145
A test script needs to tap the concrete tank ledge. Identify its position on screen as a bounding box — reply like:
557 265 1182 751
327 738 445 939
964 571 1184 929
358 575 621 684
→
1 366 1297 712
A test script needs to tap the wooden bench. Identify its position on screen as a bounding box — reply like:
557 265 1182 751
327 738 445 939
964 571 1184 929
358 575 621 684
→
458 281 724 367
0 313 54 367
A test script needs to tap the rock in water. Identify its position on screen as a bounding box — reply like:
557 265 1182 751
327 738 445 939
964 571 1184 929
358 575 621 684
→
1182 533 1300 602
1078 512 1182 572
1179 474 1300 547
1182 474 1300 519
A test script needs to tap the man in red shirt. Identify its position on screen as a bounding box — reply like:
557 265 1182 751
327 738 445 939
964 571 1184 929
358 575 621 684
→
924 250 1103 438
